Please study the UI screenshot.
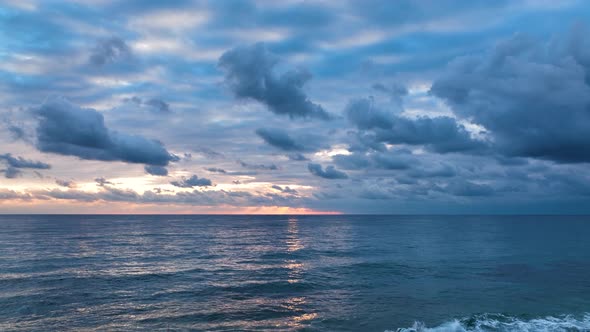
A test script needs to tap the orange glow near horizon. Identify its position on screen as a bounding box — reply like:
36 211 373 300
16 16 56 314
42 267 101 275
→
0 199 341 215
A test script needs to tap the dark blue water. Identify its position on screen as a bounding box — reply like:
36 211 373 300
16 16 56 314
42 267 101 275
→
0 215 589 331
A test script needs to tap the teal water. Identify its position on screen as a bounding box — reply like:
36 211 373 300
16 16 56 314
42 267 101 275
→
0 215 589 331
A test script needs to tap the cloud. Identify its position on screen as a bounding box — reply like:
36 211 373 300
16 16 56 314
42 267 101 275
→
3 185 308 210
0 189 33 200
496 155 529 166
431 25 590 163
359 186 392 200
345 97 395 130
271 184 298 195
407 163 456 178
145 98 171 113
542 172 590 196
125 96 171 113
170 175 212 188
287 153 308 161
345 97 485 153
7 125 27 141
332 153 370 170
218 43 331 120
255 128 303 151
144 165 168 176
55 179 76 188
89 37 133 66
255 127 328 153
238 160 278 170
206 167 226 173
1 167 21 179
441 180 494 197
193 147 224 159
332 149 459 182
0 153 51 169
372 82 408 104
0 153 49 178
34 97 178 167
3 1 590 214
207 167 257 176
95 177 114 187
372 152 413 170
308 163 348 179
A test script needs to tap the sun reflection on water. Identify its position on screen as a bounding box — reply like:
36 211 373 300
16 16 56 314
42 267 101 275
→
281 216 319 328
285 216 304 284
286 217 304 252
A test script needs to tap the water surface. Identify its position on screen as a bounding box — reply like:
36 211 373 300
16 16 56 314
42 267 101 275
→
0 215 589 331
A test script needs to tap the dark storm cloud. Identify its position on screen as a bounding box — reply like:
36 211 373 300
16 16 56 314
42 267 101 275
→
34 97 177 166
170 175 212 188
89 37 133 66
345 98 485 153
218 43 331 120
308 163 348 179
0 154 51 169
144 165 168 176
431 25 590 163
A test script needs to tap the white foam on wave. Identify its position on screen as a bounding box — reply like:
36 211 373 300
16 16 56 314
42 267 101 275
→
389 313 590 332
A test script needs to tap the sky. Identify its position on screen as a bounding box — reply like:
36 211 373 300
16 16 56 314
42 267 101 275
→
1 0 590 214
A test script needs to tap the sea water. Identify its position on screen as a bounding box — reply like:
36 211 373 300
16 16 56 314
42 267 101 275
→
0 215 589 331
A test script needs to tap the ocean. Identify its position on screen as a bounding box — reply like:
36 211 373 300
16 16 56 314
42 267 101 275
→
0 215 589 331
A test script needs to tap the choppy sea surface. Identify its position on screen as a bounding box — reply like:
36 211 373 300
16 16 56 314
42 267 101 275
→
0 215 589 331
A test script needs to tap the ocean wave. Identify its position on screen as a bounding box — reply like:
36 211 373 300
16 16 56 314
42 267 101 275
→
390 313 590 332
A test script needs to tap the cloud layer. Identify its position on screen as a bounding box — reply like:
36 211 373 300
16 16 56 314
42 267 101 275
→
1 1 590 213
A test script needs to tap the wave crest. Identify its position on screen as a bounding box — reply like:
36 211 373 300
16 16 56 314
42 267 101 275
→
390 313 590 332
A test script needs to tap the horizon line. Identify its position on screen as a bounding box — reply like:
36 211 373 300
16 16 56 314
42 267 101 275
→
0 213 589 216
